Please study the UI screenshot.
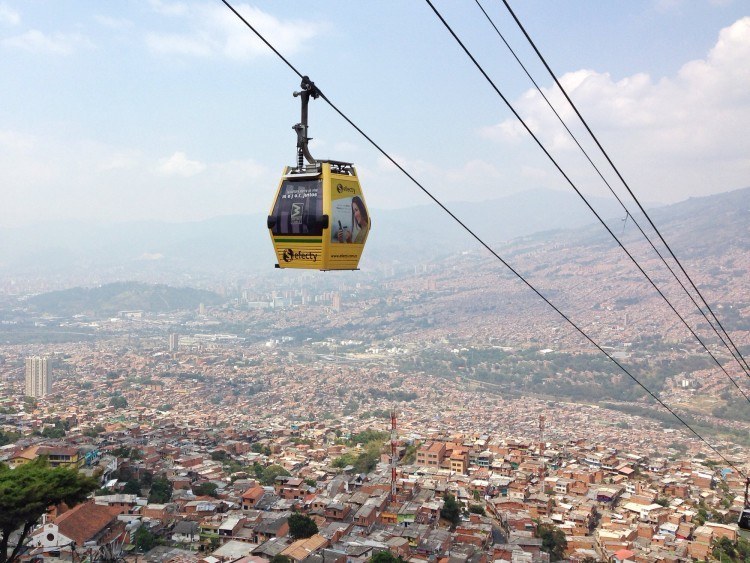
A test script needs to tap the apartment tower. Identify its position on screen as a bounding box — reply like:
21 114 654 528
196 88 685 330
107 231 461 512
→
25 356 51 398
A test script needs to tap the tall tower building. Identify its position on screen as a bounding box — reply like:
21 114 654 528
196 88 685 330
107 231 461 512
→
25 356 51 398
168 333 179 352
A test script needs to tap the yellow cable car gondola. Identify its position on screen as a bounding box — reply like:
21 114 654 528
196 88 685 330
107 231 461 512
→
267 77 370 270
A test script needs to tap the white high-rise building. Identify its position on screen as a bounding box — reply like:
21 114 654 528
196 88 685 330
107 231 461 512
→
25 356 51 398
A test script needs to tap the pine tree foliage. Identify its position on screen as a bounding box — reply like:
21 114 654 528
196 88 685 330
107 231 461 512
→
0 458 98 563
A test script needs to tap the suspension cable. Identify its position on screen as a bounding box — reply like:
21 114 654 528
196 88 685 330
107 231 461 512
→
423 0 750 405
219 0 747 476
475 0 750 380
499 0 750 378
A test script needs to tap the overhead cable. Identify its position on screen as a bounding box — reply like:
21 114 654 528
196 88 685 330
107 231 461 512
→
475 0 750 380
500 0 750 378
423 0 750 405
219 0 746 477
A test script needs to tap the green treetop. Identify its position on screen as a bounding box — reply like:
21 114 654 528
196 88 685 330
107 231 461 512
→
0 458 98 563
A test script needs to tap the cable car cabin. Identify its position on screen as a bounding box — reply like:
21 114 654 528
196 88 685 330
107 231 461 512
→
740 508 750 530
267 161 370 270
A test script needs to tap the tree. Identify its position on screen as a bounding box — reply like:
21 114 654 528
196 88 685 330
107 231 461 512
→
39 426 65 439
83 424 105 438
134 526 157 552
287 513 318 540
148 476 173 503
0 430 20 447
269 556 291 563
468 504 486 516
123 479 142 495
110 395 128 409
537 523 567 562
369 551 407 563
193 482 219 497
440 492 461 528
261 465 290 486
211 450 230 462
141 470 154 487
0 458 98 563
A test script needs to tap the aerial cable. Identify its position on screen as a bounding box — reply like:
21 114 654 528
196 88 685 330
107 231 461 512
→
500 0 750 378
220 0 303 81
475 0 750 380
218 0 747 477
423 0 750 405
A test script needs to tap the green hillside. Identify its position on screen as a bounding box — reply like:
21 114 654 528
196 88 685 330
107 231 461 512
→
25 282 222 316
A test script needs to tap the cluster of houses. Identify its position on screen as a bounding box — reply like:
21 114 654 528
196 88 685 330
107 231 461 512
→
3 418 748 563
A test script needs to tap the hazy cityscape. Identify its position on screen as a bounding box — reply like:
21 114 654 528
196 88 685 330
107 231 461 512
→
0 183 749 563
3 2 750 563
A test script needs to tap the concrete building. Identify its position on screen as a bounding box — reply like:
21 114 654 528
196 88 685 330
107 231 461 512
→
25 356 51 398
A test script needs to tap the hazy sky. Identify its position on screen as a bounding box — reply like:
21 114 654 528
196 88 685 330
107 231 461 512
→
1 0 748 227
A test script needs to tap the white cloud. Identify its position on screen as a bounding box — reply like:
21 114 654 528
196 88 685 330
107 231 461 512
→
0 3 20 26
146 33 212 57
2 29 93 55
376 154 439 177
148 0 189 17
0 130 280 227
479 118 527 143
100 150 142 172
156 152 207 177
145 2 323 61
654 0 684 12
94 15 133 30
0 130 35 151
482 17 750 201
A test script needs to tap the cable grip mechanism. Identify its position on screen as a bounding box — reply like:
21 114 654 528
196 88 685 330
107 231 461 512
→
292 76 321 169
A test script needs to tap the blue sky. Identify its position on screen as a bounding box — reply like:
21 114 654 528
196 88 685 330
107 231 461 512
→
1 0 748 227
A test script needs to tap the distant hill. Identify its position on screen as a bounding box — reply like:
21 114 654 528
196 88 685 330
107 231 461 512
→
1 186 747 285
25 282 222 316
0 187 627 281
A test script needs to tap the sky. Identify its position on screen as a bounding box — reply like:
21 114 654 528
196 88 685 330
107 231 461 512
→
0 0 749 228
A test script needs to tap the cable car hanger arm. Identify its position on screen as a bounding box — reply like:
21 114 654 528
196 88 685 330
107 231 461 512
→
293 76 320 168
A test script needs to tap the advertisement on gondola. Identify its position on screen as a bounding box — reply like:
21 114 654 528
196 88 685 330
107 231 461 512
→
270 179 323 236
331 181 369 244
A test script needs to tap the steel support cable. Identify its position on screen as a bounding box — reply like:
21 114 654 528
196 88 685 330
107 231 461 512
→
219 0 747 476
423 0 750 406
475 0 750 380
500 0 750 378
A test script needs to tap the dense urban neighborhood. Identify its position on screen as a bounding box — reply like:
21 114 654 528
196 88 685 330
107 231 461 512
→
2 187 749 563
1 315 749 563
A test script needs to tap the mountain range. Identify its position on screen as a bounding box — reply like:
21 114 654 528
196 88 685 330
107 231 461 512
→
1 186 747 286
0 188 633 280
